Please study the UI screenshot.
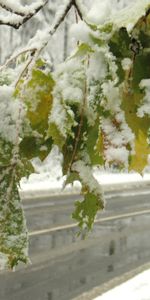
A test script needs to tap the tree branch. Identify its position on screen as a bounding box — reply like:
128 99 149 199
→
0 0 85 85
0 48 36 71
49 0 73 35
0 0 48 29
73 0 83 20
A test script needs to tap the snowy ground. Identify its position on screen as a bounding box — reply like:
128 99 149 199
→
94 268 150 300
19 147 150 196
20 169 150 197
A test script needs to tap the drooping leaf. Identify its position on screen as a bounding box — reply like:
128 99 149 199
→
0 166 28 269
23 68 54 135
72 160 104 233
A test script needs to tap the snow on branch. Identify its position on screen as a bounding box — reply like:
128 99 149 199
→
0 0 85 69
0 0 48 29
49 0 84 35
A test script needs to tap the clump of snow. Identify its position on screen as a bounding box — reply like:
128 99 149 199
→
0 85 25 144
31 145 63 177
0 0 46 16
105 146 129 165
100 95 135 168
86 0 113 25
49 57 86 138
121 58 132 71
70 21 92 45
86 0 135 26
87 52 107 82
27 28 49 50
138 79 150 117
110 0 150 33
72 160 104 199
101 81 120 112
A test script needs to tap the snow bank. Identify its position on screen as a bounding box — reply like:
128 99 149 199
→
94 268 150 300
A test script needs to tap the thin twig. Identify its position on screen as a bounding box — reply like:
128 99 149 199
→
73 1 83 20
1 0 85 92
15 55 35 88
0 48 36 71
49 0 73 36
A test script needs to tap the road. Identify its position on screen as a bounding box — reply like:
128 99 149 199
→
0 184 150 300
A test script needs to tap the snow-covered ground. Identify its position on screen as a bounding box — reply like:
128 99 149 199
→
20 171 150 194
19 146 150 197
94 268 150 300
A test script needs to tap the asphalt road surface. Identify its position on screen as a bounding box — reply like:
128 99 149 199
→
0 184 150 300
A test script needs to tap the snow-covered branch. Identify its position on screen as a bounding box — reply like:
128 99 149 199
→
0 0 85 70
0 0 48 29
49 0 84 35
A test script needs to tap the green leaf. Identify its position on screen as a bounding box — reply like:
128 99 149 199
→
0 140 13 167
24 69 54 134
47 123 65 148
74 43 94 58
72 192 103 233
72 160 104 233
19 136 53 161
109 1 150 33
86 118 104 165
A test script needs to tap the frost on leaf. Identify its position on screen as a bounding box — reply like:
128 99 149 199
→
0 163 28 270
108 0 150 33
47 58 86 148
17 61 55 161
72 160 104 233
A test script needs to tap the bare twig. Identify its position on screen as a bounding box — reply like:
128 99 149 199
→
15 56 34 88
73 1 83 20
0 48 36 71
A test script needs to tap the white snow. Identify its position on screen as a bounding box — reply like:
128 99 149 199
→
87 52 107 82
94 268 150 300
20 152 150 198
104 146 129 165
0 0 46 16
72 160 104 197
121 58 132 71
0 85 25 144
109 0 150 33
138 79 150 117
86 0 113 25
70 21 92 45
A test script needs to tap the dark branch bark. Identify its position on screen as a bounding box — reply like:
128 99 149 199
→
0 0 48 29
49 0 73 35
73 1 83 20
0 0 85 74
0 3 25 16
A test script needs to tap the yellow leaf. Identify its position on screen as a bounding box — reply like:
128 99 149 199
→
129 130 150 173
122 91 150 172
